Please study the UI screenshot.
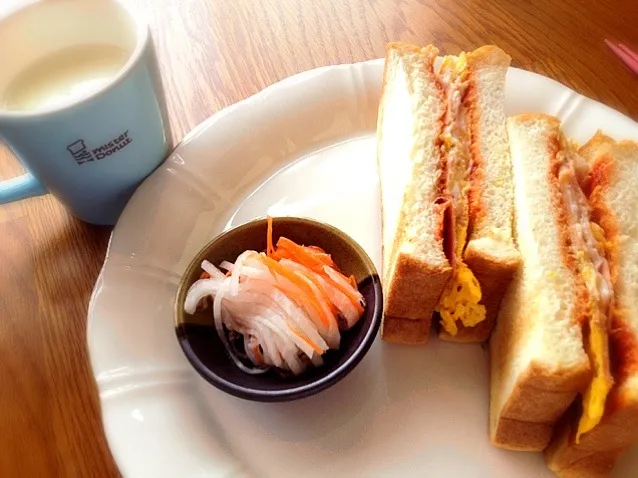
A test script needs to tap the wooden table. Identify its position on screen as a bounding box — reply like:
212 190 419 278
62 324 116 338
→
1 0 636 476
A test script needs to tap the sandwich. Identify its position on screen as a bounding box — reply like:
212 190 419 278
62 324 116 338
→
377 42 520 345
489 114 600 451
489 115 638 477
544 133 638 477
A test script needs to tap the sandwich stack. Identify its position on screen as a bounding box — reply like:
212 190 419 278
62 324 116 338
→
491 115 638 477
376 42 638 477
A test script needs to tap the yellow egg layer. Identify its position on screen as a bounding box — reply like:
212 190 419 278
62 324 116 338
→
436 263 486 335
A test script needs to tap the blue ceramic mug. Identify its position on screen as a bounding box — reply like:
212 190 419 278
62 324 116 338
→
0 0 172 225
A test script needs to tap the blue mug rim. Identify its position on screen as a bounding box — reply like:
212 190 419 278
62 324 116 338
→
0 0 150 120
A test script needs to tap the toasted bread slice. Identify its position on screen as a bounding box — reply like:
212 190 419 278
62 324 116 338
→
546 381 638 477
548 444 622 478
489 114 591 451
436 45 520 342
377 43 451 344
545 135 638 476
382 316 430 344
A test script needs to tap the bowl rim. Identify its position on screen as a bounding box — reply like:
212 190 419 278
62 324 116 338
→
174 216 383 401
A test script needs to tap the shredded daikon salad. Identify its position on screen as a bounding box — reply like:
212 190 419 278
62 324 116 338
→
184 218 366 376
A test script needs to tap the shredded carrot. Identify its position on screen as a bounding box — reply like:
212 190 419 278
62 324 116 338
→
256 254 331 328
225 270 232 277
262 218 362 323
304 246 336 268
200 271 211 280
273 237 333 271
280 241 360 311
300 245 334 267
297 271 338 328
266 216 275 257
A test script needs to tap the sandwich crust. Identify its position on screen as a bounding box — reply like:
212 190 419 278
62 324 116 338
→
491 355 592 450
545 386 638 475
548 448 622 478
381 315 430 345
383 251 451 323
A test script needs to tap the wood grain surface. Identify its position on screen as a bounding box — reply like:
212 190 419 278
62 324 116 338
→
1 0 637 476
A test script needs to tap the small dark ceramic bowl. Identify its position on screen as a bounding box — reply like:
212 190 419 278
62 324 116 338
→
174 217 382 402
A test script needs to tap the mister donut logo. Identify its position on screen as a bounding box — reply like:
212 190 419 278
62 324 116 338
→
67 131 133 165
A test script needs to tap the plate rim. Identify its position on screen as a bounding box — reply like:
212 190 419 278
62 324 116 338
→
86 58 638 477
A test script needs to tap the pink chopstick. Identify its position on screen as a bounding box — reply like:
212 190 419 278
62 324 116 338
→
618 43 638 60
605 39 638 75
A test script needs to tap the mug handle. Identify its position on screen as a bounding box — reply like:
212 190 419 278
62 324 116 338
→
0 173 47 204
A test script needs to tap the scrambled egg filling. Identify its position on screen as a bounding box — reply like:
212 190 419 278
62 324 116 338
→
558 149 615 441
578 308 613 441
433 53 486 336
590 221 613 253
574 229 613 442
437 264 486 335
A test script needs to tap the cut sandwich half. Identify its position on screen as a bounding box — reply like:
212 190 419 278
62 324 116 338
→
377 43 451 344
545 133 638 477
377 42 519 344
490 114 621 452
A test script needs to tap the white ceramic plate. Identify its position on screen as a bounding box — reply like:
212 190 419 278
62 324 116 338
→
88 59 638 478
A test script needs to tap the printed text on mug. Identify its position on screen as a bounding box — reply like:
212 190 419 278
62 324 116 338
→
66 131 133 165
